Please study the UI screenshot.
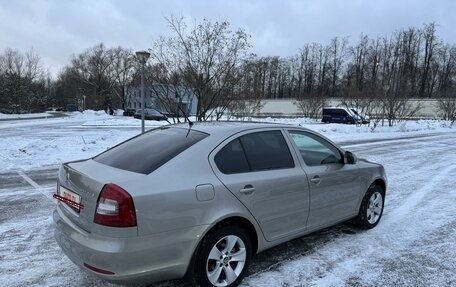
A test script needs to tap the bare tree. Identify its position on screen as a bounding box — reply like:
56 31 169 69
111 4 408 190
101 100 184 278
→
71 43 116 109
56 44 138 111
24 49 44 81
437 98 456 124
229 57 266 119
111 47 135 109
376 88 422 127
419 23 440 98
150 16 251 121
294 91 326 119
378 34 424 126
143 41 196 123
0 48 46 112
1 49 24 76
434 44 456 124
340 89 375 119
328 37 348 97
341 35 377 117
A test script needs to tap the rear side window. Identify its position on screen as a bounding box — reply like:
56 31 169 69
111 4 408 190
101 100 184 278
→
94 127 208 174
215 130 294 174
214 139 250 174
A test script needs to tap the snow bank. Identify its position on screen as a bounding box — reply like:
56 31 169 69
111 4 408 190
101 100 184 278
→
0 112 52 119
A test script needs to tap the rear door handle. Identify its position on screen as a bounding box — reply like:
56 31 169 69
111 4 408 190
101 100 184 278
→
310 176 321 185
239 185 255 195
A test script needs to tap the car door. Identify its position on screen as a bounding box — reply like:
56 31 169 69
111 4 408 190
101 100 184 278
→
210 129 310 242
285 130 360 230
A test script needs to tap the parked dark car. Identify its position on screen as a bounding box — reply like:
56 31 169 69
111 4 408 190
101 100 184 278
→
322 107 359 124
134 108 167 121
53 122 386 287
123 108 136 116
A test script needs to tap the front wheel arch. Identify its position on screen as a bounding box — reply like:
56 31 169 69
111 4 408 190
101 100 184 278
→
372 179 386 195
355 184 385 229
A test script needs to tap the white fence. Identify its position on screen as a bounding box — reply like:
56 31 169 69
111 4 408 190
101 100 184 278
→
257 99 442 118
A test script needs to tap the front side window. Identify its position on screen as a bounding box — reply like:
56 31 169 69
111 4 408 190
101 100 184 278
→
215 130 294 174
288 131 342 166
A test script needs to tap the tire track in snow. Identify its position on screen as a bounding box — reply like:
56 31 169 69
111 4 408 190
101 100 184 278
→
384 164 455 223
245 134 456 287
254 163 456 287
340 165 456 287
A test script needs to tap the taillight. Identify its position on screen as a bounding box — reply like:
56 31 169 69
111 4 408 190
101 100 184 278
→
94 183 137 227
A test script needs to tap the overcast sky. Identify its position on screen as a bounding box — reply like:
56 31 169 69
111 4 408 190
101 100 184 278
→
0 0 454 76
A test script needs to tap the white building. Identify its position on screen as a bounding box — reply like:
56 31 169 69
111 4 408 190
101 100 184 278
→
126 84 198 116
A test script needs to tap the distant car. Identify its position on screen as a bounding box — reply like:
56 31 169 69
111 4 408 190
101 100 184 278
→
53 122 387 286
322 107 360 124
122 108 136 116
133 108 167 121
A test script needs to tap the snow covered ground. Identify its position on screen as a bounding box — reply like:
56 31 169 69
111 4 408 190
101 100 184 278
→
0 110 452 172
0 111 167 171
0 112 52 120
0 111 455 287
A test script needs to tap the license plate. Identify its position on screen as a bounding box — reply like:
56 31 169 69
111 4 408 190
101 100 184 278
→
58 186 82 210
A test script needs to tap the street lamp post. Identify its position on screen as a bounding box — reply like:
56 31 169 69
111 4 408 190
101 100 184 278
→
135 50 150 133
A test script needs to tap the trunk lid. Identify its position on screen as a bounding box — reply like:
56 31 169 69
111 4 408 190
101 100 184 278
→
56 159 144 234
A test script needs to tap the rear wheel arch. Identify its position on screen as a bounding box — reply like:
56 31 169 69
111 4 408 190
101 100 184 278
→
203 216 259 255
184 216 259 282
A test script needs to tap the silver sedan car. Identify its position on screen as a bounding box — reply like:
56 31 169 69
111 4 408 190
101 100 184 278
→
53 122 387 287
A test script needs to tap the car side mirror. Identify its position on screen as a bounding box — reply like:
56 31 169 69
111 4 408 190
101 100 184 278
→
345 151 358 164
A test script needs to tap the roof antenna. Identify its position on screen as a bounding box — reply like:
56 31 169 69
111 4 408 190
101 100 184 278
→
177 104 193 137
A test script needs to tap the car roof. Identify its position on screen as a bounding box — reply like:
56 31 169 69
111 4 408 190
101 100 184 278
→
323 107 348 110
171 121 296 136
153 121 342 155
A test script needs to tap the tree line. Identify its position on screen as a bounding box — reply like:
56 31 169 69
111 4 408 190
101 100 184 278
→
0 49 54 113
0 19 455 124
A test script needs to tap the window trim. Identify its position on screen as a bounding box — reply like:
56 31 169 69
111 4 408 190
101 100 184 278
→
285 129 344 167
211 128 297 175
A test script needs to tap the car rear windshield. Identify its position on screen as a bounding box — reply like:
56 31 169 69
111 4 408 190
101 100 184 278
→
93 127 208 174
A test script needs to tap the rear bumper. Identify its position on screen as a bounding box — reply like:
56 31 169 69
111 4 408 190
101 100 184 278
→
53 207 207 284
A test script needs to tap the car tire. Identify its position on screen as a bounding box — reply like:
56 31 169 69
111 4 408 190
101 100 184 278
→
355 184 385 229
196 226 252 287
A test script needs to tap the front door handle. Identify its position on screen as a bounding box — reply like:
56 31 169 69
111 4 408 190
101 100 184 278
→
239 185 255 195
310 176 321 185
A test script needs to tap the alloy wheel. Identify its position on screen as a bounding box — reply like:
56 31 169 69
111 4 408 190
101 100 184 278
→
366 191 383 224
206 235 247 286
